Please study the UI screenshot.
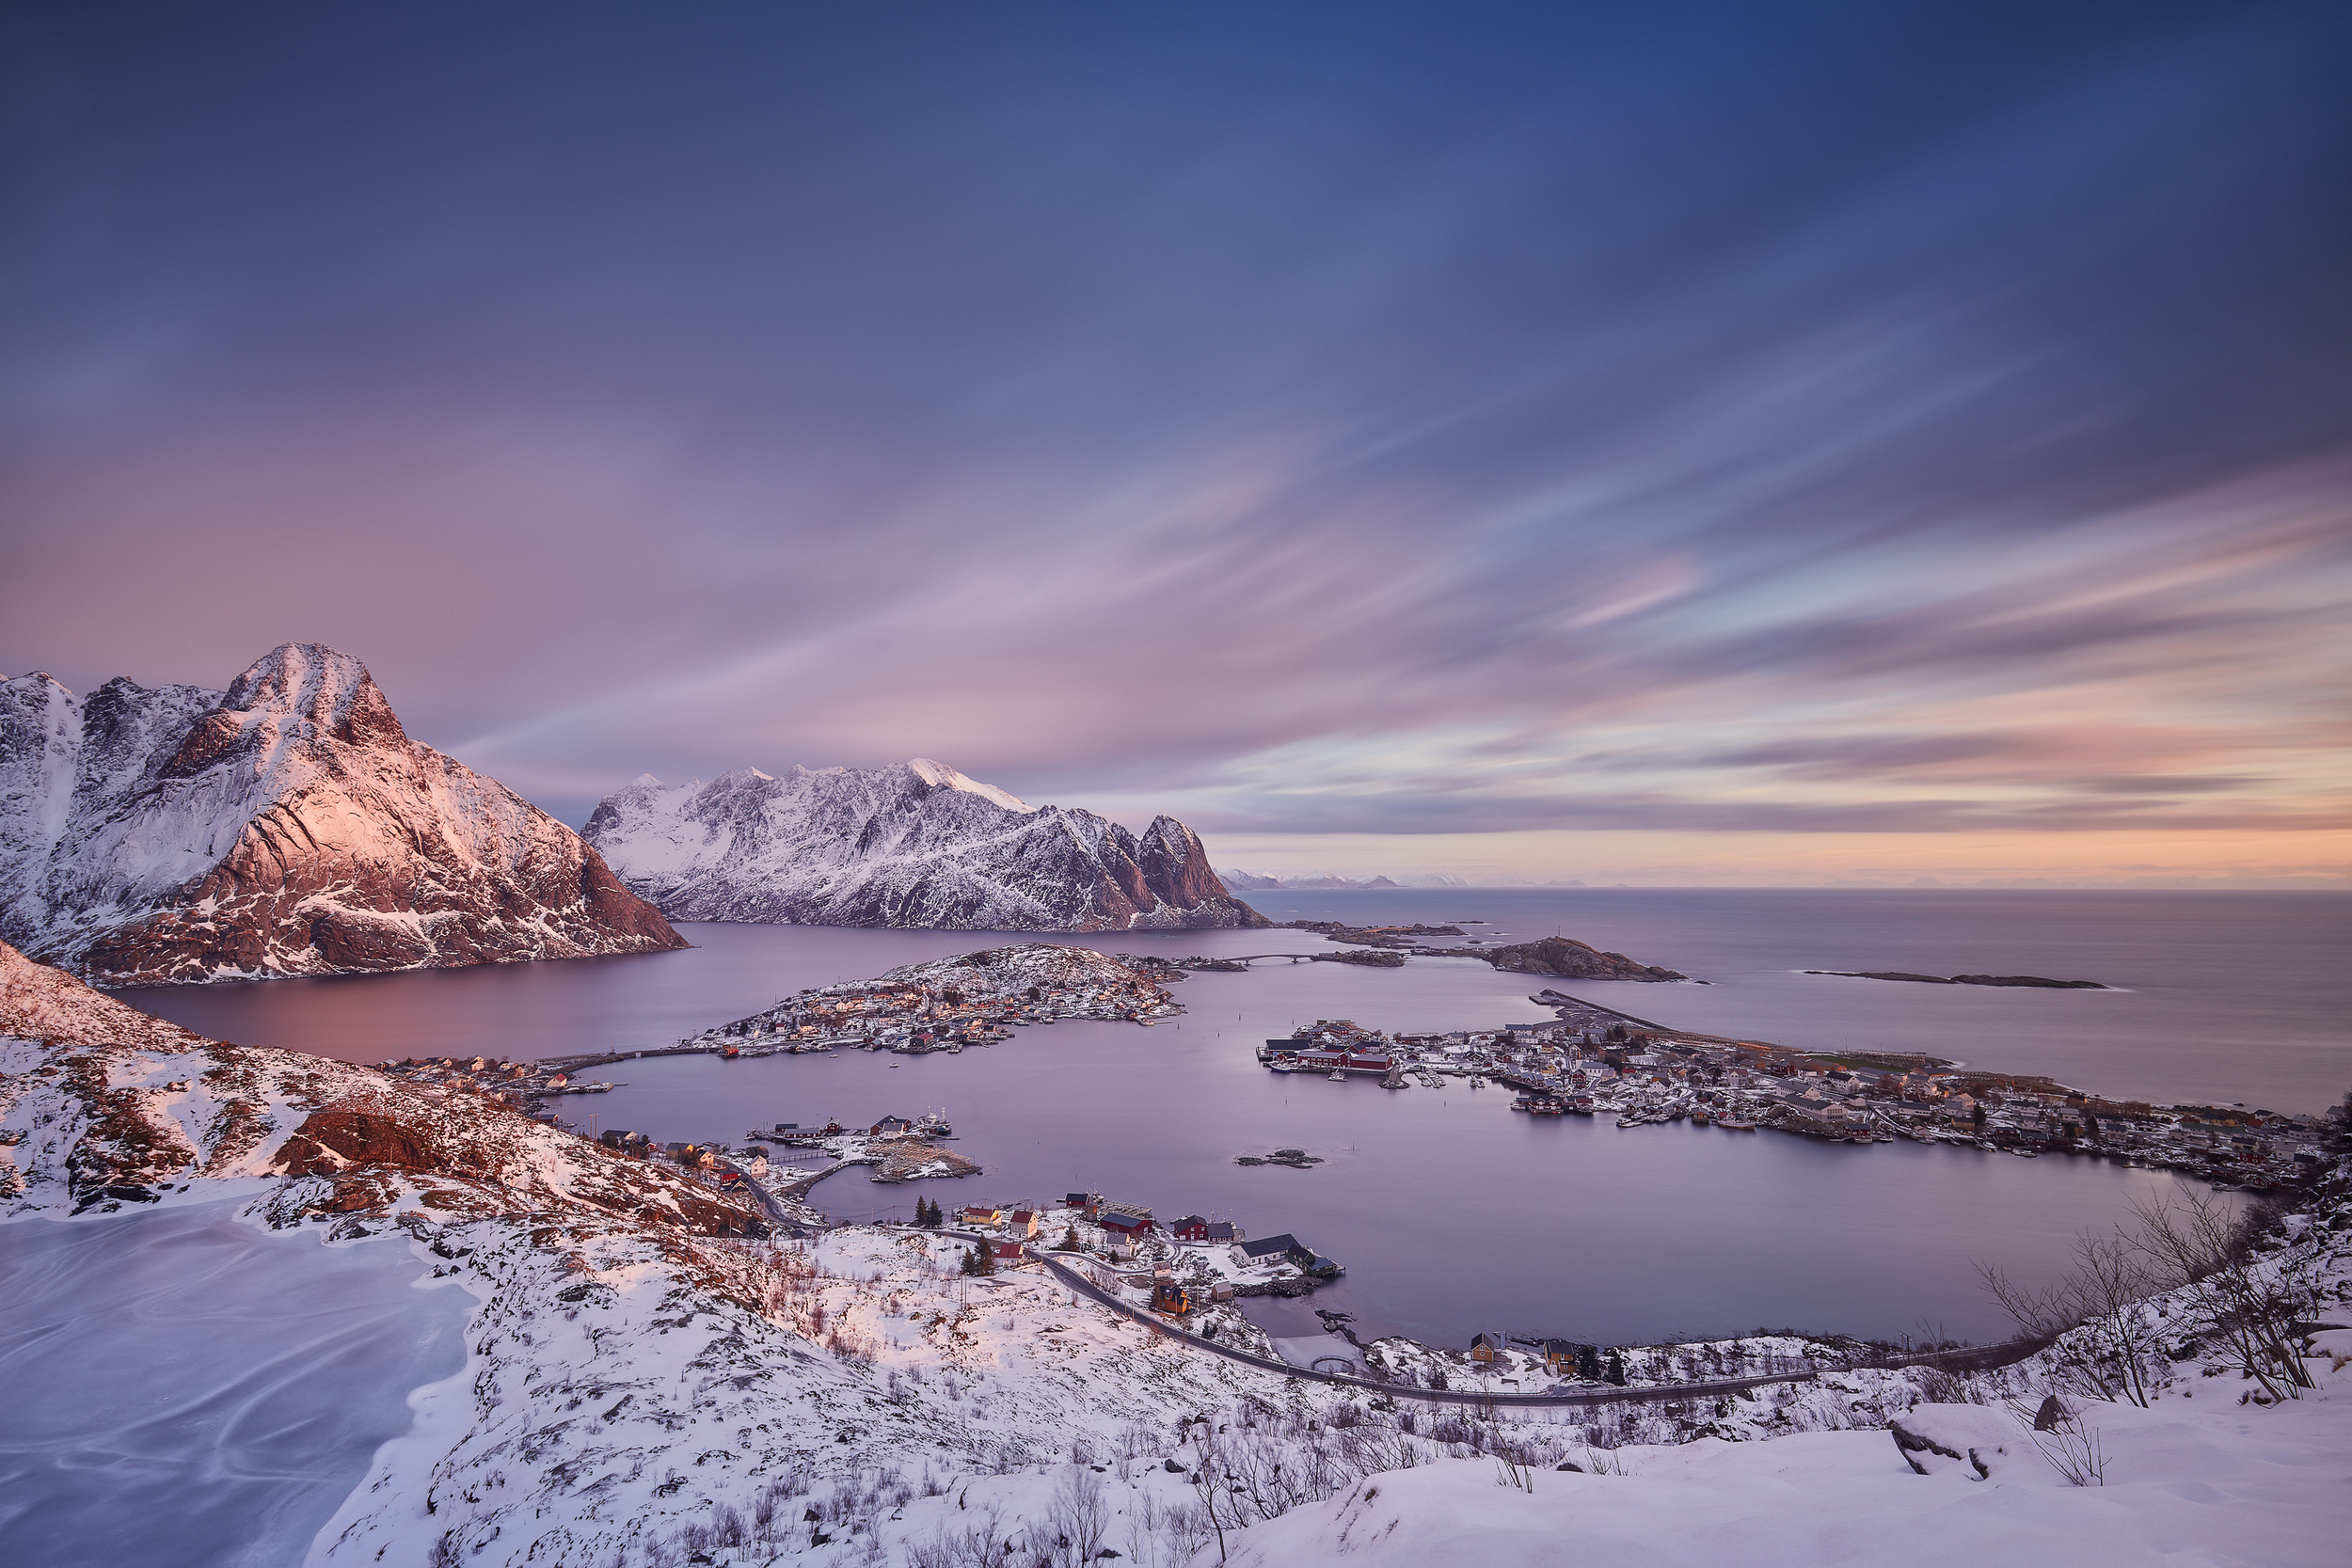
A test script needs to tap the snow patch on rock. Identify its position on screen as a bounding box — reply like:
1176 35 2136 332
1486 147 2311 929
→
0 644 684 984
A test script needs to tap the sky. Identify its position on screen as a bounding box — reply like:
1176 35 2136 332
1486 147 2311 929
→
3 2 2347 886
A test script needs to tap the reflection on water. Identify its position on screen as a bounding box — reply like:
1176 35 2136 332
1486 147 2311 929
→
108 890 2341 1348
579 1009 2217 1348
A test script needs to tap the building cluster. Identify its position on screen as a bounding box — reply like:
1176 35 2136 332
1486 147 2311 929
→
1263 1017 2328 1190
592 1127 770 1193
941 1190 1343 1316
683 949 1184 1059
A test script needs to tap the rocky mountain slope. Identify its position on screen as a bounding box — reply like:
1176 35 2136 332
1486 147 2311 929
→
584 759 1267 931
0 643 683 984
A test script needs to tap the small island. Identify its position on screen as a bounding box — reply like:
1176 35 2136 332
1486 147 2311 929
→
1806 970 2108 990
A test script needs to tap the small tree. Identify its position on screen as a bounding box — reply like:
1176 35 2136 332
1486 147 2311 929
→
1058 1224 1081 1252
961 1244 993 1277
2128 1189 2320 1402
1979 1229 2170 1405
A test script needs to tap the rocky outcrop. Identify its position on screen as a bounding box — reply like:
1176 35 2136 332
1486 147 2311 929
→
0 936 761 1236
0 643 685 985
584 760 1267 932
1481 935 1684 981
1888 1404 2026 1479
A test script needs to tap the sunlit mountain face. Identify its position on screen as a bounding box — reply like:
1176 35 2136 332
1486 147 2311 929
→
5 2 2345 887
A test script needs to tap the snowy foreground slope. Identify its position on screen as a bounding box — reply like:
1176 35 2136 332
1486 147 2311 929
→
585 760 1268 931
4 938 2347 1568
0 643 682 983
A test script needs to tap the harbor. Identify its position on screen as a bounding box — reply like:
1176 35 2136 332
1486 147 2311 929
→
1254 999 2329 1190
368 924 2320 1351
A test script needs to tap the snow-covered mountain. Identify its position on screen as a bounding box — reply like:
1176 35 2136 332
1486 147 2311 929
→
0 643 684 984
584 759 1268 930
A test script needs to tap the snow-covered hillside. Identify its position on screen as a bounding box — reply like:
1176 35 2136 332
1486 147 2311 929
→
0 643 683 983
584 760 1267 931
1211 1383 2352 1568
4 934 2346 1568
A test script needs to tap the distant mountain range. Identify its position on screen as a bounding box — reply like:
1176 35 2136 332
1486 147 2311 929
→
584 760 1267 932
0 643 683 985
1218 869 1590 891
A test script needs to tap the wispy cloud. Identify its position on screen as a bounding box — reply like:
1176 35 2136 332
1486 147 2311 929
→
3 3 2346 878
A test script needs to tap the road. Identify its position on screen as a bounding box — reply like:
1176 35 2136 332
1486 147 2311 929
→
1022 1250 2006 1408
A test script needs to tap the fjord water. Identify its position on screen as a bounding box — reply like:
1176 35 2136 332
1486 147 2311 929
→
116 890 2349 1349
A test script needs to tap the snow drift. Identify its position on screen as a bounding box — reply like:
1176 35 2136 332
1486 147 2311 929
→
0 643 684 984
584 759 1267 931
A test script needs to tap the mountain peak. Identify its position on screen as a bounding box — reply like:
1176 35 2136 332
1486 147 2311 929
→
905 757 1034 813
2 644 684 983
217 641 405 749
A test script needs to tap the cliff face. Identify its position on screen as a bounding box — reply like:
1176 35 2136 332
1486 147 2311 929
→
584 759 1268 931
0 644 685 985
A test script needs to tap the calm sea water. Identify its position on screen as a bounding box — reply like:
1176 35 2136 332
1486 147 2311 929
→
115 891 2349 1348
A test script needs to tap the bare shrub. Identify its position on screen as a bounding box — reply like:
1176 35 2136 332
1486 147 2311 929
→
2009 1396 2107 1485
2129 1189 2320 1402
1979 1228 2171 1405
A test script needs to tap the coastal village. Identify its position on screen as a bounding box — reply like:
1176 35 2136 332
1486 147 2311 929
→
1258 1004 2329 1192
379 930 2329 1383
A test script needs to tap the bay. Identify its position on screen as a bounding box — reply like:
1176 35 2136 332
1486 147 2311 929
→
110 890 2349 1350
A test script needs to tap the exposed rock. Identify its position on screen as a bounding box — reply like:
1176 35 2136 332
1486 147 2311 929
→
1481 935 1685 982
864 1141 981 1182
0 935 763 1239
585 759 1267 931
0 643 684 984
1889 1403 2025 1480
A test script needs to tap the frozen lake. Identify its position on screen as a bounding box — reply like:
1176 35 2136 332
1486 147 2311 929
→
0 1202 470 1568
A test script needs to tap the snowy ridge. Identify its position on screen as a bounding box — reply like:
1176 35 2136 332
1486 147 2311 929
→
0 643 684 983
584 759 1267 931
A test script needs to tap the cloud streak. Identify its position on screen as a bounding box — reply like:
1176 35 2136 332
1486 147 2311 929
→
2 3 2346 876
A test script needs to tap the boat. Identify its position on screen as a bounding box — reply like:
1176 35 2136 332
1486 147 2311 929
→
720 1042 740 1059
1328 1070 1347 1082
1718 1116 1756 1131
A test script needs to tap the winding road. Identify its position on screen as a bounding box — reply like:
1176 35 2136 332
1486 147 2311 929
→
1025 1248 2048 1408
